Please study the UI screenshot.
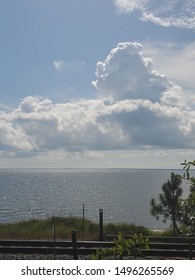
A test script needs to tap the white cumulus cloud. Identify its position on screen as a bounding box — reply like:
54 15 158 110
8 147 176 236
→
1 42 195 158
92 42 171 102
114 0 195 29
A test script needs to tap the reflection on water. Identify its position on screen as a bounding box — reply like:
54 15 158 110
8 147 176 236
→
0 168 191 229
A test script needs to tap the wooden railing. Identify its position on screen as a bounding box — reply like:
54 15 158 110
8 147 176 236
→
0 234 195 259
107 235 195 259
0 239 113 258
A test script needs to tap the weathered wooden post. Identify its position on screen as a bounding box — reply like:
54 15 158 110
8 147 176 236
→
99 209 104 241
52 224 56 260
83 204 85 241
189 238 192 260
71 231 78 260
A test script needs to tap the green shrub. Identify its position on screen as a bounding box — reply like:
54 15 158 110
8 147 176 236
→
92 233 149 260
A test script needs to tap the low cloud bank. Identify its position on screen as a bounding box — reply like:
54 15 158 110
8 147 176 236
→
1 42 195 158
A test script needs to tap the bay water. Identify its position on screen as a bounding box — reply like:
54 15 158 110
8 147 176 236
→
0 168 192 229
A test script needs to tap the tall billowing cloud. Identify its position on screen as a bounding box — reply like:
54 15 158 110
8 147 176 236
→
1 42 195 158
92 42 171 102
114 0 195 29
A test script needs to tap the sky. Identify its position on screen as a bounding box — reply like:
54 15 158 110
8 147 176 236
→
0 0 195 169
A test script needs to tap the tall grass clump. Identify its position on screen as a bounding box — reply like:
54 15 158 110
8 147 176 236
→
0 216 99 240
0 216 152 240
104 223 152 237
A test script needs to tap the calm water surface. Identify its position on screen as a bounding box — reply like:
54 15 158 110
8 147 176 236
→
0 169 191 229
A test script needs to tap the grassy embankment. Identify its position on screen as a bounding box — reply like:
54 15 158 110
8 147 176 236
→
0 216 170 240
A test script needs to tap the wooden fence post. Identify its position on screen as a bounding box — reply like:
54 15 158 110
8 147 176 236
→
52 224 56 260
99 209 104 241
189 238 192 260
71 231 78 260
83 204 85 241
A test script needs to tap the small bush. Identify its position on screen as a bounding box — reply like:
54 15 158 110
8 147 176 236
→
92 233 149 260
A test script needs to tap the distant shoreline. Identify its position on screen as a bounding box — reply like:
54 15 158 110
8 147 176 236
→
0 167 186 171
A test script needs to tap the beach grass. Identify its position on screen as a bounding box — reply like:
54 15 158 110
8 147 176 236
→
0 216 155 240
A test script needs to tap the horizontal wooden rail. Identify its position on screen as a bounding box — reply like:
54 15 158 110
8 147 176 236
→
0 240 114 257
149 242 195 250
106 235 195 243
0 240 114 248
0 237 195 259
106 235 195 259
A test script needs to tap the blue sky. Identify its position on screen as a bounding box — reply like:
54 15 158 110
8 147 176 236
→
0 0 195 168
